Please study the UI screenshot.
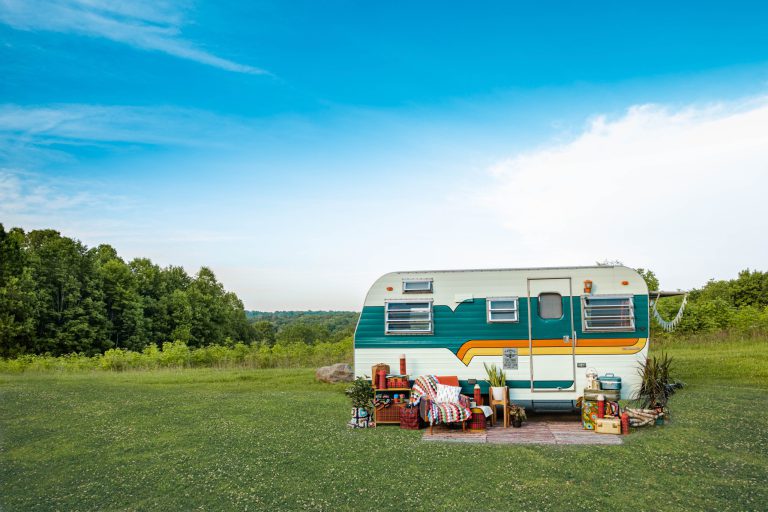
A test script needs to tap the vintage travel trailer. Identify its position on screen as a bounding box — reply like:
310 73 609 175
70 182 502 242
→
354 266 649 411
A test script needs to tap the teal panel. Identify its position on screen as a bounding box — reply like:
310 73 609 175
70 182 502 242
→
354 295 649 352
529 295 573 339
459 380 575 394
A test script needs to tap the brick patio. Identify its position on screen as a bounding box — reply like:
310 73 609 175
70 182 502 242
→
421 413 623 445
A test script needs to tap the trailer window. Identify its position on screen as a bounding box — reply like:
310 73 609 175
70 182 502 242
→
487 297 519 323
402 279 433 293
538 293 563 319
582 295 635 331
385 300 433 334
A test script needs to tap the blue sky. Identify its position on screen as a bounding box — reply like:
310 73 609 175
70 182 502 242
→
2 1 768 310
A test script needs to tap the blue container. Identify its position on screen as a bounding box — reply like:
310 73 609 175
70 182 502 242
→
598 373 622 390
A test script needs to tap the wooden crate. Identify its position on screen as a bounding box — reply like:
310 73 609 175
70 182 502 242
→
375 403 405 424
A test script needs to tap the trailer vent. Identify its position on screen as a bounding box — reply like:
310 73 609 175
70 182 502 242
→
487 297 519 323
582 295 635 332
385 300 433 334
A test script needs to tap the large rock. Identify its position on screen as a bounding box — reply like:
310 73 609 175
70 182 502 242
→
316 363 354 383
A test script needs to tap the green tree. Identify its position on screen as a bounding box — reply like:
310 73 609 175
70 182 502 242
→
24 229 108 355
635 268 659 293
96 255 145 350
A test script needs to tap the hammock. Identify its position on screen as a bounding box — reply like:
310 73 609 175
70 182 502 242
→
651 293 688 332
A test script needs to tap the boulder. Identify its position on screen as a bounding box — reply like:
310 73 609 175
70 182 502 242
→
316 363 354 383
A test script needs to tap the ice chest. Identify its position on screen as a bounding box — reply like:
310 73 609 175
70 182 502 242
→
598 373 622 390
595 417 621 435
583 388 621 402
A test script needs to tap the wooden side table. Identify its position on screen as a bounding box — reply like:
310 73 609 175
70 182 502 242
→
488 386 510 428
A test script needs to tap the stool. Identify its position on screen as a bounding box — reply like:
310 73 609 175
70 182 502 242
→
468 407 487 431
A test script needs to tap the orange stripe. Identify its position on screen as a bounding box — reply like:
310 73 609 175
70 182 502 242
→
458 338 647 365
456 338 640 360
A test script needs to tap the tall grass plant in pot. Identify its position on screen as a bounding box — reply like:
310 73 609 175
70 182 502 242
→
484 363 507 401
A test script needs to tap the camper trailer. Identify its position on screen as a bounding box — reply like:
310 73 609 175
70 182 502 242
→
353 265 649 411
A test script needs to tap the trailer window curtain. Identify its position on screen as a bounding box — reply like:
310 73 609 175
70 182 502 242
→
385 300 433 334
582 295 635 331
487 297 519 322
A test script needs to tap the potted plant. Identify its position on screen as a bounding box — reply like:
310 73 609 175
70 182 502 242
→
345 377 374 426
484 363 507 401
635 352 684 421
509 404 527 428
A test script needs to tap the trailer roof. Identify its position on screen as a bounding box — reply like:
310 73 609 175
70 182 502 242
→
391 265 624 274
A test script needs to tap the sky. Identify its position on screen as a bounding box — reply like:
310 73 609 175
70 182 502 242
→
1 1 768 310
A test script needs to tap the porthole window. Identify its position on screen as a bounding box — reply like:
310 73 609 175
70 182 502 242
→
538 293 563 319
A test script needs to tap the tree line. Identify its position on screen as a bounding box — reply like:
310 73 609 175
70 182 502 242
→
651 268 768 336
0 225 358 358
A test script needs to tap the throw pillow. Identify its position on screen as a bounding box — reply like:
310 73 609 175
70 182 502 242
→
435 383 461 404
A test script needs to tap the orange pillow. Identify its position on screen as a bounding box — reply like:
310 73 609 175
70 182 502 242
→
435 376 460 386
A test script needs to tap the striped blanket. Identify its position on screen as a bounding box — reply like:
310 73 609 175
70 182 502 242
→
411 375 471 425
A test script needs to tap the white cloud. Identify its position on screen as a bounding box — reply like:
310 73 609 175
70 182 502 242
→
482 97 768 290
0 0 266 74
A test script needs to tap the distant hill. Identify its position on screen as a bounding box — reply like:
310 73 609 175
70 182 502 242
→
246 310 358 320
245 311 360 345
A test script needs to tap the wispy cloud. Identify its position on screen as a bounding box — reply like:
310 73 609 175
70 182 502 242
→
0 168 135 233
0 104 260 158
0 0 266 74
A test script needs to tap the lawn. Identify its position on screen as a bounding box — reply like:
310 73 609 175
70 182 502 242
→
2 340 767 511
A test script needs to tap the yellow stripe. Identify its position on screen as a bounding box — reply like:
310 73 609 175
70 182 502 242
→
459 338 647 365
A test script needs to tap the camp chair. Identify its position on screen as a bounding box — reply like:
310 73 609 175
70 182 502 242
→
411 375 472 434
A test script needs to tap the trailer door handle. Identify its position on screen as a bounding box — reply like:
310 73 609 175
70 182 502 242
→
563 336 570 344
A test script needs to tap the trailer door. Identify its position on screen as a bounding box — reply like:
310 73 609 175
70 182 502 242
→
527 277 576 392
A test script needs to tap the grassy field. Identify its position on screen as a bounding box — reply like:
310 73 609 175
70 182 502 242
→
2 340 767 511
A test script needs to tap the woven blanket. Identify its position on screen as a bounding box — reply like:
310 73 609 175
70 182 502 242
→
411 375 471 425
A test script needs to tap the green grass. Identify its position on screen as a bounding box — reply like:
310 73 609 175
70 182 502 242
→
2 340 767 511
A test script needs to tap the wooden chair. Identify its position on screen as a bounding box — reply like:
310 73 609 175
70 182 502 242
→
488 386 509 427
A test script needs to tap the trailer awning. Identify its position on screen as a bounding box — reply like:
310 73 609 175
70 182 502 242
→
650 290 688 298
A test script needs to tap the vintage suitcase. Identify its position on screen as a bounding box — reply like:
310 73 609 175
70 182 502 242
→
583 388 621 402
399 406 421 430
595 417 621 435
598 373 622 390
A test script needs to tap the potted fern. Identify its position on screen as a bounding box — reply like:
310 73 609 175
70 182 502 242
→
635 352 684 417
484 363 507 401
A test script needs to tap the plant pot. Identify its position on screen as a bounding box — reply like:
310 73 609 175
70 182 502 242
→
512 418 522 428
491 386 505 401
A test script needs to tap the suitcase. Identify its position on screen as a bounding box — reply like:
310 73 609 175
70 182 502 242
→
595 417 621 435
583 388 621 402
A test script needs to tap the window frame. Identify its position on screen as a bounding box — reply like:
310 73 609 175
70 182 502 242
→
402 278 433 294
581 294 635 332
486 297 520 323
385 299 434 335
